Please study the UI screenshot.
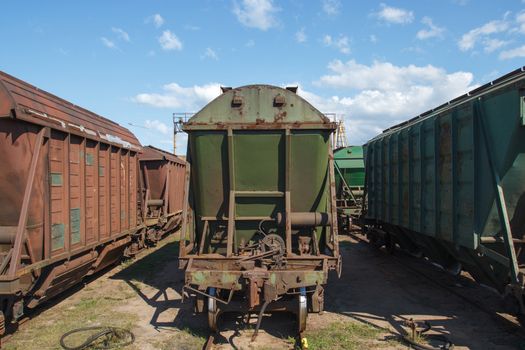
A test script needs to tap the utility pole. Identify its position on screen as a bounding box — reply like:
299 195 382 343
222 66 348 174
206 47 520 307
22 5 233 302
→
324 113 348 149
335 116 348 149
172 113 193 155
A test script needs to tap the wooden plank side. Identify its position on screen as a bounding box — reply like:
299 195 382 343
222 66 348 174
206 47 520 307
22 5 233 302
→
85 140 97 244
110 146 118 235
129 152 137 228
69 135 81 247
98 143 109 239
49 130 66 256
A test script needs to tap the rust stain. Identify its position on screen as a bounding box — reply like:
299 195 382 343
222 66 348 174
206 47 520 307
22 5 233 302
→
274 111 287 122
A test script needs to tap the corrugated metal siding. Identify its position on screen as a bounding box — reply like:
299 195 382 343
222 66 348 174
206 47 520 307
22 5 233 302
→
47 131 139 252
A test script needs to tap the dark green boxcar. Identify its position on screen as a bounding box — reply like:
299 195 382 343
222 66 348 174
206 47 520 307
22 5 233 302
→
334 146 365 232
179 85 341 334
365 67 525 314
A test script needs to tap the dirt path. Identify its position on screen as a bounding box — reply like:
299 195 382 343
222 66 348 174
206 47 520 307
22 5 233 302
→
4 234 524 349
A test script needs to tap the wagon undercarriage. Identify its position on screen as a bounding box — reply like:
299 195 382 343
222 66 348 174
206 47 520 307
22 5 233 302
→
181 253 338 333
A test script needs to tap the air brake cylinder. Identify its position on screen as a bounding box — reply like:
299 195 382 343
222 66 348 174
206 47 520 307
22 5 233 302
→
275 212 331 228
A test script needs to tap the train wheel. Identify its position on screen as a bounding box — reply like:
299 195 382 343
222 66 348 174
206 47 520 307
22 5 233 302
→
297 293 307 333
368 233 382 249
208 288 218 332
385 233 395 254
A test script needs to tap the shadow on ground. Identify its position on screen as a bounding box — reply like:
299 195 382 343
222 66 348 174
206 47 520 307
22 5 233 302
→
110 240 304 348
109 235 525 349
324 237 524 349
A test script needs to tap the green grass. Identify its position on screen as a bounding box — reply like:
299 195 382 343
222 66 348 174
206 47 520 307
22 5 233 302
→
118 235 179 284
150 328 207 350
4 296 138 350
3 233 186 350
303 321 395 350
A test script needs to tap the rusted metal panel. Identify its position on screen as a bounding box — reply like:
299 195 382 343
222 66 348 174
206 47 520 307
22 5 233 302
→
365 67 525 314
0 71 146 328
180 84 340 332
0 71 140 151
138 146 187 242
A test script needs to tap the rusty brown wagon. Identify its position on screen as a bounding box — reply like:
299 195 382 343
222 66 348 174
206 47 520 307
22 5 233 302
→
0 71 141 331
0 71 187 334
139 146 186 244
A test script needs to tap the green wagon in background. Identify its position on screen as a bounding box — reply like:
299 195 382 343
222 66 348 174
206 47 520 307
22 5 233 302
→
334 146 365 233
179 85 341 335
364 67 525 315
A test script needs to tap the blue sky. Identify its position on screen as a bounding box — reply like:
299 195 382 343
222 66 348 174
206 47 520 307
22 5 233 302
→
1 0 524 154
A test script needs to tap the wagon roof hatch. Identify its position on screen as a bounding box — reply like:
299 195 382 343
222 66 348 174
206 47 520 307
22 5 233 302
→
183 84 336 130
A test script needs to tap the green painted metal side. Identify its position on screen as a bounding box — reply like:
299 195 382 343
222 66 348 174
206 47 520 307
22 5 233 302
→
365 67 525 294
189 130 331 253
334 146 365 191
184 85 336 256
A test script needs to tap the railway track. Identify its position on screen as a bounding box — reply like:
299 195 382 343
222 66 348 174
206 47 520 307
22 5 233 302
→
203 333 215 350
0 315 30 347
347 230 525 341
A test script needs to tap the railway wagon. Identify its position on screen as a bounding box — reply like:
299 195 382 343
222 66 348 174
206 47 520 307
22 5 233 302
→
179 85 341 334
334 146 365 233
0 71 142 330
364 67 525 314
139 146 186 243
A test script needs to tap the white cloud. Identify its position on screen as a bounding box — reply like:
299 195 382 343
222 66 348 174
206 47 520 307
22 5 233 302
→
185 25 201 31
153 14 164 28
245 39 255 47
458 18 509 51
129 122 189 156
516 11 525 33
112 27 130 42
101 37 116 49
499 44 525 59
370 34 378 43
133 62 477 151
159 30 182 51
323 35 350 54
310 60 476 143
295 28 307 43
233 0 279 30
133 82 222 110
457 12 525 56
483 38 509 53
146 14 164 28
416 17 445 40
202 47 218 60
315 60 473 91
375 3 414 24
144 119 170 135
322 0 341 15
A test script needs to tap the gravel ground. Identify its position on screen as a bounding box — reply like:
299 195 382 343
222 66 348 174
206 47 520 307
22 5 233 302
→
4 233 524 350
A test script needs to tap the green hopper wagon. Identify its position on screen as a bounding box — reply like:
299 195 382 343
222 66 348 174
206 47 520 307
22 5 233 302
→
334 146 365 233
179 85 341 335
364 67 525 314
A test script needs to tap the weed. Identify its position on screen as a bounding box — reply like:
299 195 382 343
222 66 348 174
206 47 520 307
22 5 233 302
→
303 321 396 350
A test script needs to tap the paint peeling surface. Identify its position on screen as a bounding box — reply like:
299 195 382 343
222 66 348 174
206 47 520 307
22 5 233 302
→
180 84 340 332
0 71 144 331
365 67 525 314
